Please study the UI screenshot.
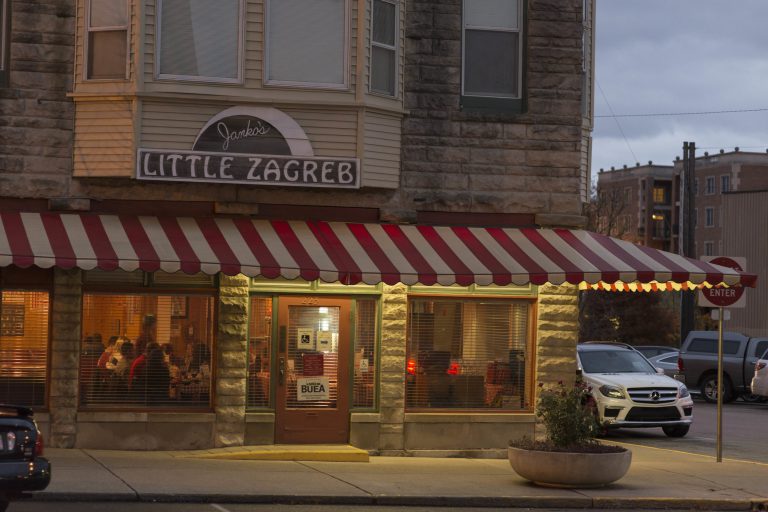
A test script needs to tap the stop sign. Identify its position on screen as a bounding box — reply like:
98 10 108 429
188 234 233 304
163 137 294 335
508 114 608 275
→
699 256 746 308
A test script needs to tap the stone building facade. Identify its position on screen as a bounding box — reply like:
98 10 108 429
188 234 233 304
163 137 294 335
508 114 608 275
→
1 0 594 454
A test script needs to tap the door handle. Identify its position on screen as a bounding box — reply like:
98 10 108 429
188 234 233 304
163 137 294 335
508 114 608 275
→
279 357 286 386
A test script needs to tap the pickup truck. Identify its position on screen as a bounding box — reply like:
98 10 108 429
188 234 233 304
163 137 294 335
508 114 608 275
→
677 331 768 403
0 404 51 511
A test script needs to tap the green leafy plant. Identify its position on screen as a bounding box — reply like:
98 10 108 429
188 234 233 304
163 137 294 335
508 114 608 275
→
511 379 624 453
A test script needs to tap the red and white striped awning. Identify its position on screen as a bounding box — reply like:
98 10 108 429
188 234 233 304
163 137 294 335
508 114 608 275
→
0 211 756 290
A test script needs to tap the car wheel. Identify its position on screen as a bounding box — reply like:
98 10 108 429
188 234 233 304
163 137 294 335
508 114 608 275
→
741 393 767 403
700 374 734 403
662 425 690 437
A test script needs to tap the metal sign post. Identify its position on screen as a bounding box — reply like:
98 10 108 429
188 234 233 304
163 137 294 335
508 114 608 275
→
716 306 724 463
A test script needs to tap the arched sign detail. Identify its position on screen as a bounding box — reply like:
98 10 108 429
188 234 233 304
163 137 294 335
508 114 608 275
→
193 107 314 156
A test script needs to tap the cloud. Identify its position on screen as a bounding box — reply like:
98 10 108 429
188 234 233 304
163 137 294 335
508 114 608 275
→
592 0 768 176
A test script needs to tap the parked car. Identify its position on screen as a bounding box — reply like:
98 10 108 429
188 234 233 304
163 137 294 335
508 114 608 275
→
750 349 768 398
677 331 768 403
577 343 693 437
648 350 680 377
633 345 679 358
0 405 50 512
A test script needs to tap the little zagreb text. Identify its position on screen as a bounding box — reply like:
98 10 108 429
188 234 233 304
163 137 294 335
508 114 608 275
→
137 150 359 188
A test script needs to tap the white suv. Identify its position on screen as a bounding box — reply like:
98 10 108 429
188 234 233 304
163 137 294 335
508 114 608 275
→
577 343 694 437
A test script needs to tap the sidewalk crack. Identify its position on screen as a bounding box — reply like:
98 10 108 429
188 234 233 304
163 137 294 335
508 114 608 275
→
82 449 140 500
296 461 373 497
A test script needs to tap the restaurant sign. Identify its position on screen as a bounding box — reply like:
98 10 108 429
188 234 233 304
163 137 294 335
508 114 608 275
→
136 107 360 189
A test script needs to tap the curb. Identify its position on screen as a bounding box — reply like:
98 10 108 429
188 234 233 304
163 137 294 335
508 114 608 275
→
29 493 767 510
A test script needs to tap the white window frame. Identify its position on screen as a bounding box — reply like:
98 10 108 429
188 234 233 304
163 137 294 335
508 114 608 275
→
705 176 715 195
155 0 245 84
720 174 730 193
264 0 350 90
461 0 523 99
85 0 129 81
369 0 399 97
705 207 715 227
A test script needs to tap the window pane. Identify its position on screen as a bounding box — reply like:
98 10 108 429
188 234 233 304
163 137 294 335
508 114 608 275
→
159 0 239 79
353 299 377 408
372 0 396 46
406 299 530 410
247 297 272 408
90 0 127 27
464 30 518 97
80 294 215 409
465 0 518 29
268 0 345 85
0 291 49 407
371 46 395 95
88 30 126 79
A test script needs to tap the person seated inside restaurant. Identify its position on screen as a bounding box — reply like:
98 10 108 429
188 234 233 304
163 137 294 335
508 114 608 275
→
144 346 171 403
129 342 160 392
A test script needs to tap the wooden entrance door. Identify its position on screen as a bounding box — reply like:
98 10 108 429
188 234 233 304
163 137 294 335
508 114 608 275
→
275 296 351 444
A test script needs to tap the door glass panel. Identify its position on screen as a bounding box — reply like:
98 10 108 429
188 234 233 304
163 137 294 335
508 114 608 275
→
286 306 340 409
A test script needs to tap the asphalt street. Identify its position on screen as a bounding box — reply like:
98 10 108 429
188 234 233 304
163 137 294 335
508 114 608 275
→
8 505 700 512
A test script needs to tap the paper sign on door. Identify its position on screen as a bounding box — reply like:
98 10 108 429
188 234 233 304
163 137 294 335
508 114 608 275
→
296 376 330 401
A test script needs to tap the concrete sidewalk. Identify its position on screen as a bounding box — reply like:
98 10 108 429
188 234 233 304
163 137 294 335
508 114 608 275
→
32 442 768 510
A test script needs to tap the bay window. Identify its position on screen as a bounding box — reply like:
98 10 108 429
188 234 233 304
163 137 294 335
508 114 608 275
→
157 0 242 82
370 0 397 96
462 0 523 111
86 0 128 80
406 298 532 411
266 0 347 88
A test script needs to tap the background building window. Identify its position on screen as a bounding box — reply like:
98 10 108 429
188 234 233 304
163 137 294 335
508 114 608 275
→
406 298 531 411
694 178 698 196
705 176 715 195
80 293 215 409
158 0 241 81
462 0 521 100
704 241 714 256
86 0 128 79
266 0 346 87
721 175 730 193
705 207 714 227
1 0 9 86
0 291 49 407
370 0 397 96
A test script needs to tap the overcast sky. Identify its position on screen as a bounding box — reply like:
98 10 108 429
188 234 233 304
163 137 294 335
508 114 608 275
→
592 0 768 179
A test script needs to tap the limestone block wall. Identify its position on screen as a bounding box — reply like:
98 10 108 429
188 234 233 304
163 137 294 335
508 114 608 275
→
534 283 580 440
377 284 408 453
0 0 75 197
401 0 586 217
214 274 250 447
49 268 82 448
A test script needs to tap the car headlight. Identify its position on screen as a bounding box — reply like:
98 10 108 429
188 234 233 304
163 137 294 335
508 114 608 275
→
599 385 625 399
678 385 690 398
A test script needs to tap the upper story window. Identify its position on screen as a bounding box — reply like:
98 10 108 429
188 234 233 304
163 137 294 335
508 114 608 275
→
86 0 128 80
1 0 9 86
266 0 348 88
652 185 668 204
461 0 523 112
370 0 398 96
705 176 716 195
157 0 242 83
705 207 715 227
721 175 730 193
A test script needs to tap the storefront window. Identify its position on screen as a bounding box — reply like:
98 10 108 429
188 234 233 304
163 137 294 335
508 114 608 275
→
0 291 49 407
247 297 272 408
353 299 377 408
406 298 531 411
80 293 215 409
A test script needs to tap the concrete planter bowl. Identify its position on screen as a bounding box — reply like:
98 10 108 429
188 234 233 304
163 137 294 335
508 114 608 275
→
508 445 632 488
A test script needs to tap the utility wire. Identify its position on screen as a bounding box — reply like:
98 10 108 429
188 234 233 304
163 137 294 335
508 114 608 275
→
597 80 638 163
595 107 768 118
